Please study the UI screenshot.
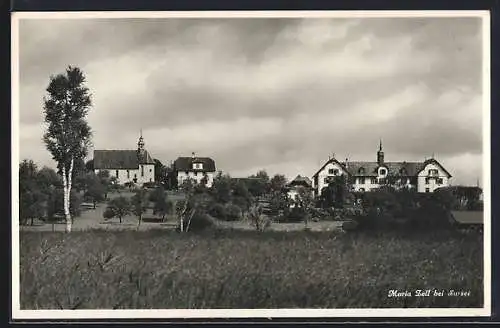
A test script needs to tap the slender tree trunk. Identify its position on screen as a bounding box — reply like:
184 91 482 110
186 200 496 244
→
137 215 142 231
62 166 71 232
119 216 122 224
64 158 74 232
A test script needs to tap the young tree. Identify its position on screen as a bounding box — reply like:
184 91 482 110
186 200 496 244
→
42 66 92 232
270 174 287 192
211 171 232 204
131 189 149 230
154 159 166 186
19 160 46 225
84 173 105 208
247 170 271 197
150 186 171 221
232 180 253 218
103 196 131 224
97 170 111 199
295 186 315 228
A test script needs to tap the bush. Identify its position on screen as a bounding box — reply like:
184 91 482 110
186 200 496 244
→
103 207 115 219
286 207 307 222
225 204 242 221
142 182 157 189
180 212 217 232
208 203 227 220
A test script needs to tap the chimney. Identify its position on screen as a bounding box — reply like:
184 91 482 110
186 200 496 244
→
345 158 349 168
192 152 196 159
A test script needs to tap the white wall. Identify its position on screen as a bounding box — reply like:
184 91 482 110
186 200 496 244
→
95 164 155 185
417 162 450 193
352 177 379 192
315 162 348 194
177 171 215 188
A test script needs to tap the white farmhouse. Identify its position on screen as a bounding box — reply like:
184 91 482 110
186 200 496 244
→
174 153 216 188
311 141 452 196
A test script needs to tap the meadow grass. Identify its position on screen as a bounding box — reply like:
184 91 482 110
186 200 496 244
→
19 228 483 309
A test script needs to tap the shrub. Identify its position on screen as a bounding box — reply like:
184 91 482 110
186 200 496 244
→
286 207 307 222
142 182 157 189
208 203 227 220
180 212 217 232
225 204 242 221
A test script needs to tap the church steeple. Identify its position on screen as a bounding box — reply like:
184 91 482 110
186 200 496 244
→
138 129 145 151
377 139 384 165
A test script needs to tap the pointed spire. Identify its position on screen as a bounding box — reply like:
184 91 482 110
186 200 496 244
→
138 128 145 151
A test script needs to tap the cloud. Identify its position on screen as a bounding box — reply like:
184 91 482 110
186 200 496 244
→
17 15 485 186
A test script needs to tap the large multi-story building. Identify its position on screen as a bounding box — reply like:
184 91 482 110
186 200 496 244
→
311 141 452 196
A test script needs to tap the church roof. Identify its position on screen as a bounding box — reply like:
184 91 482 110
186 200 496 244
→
174 157 216 172
93 149 155 170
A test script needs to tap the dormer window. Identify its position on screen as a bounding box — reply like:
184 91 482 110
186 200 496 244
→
379 168 387 176
429 169 438 176
193 163 203 170
358 167 365 174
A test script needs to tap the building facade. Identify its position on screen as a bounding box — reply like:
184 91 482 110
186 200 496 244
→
174 153 217 188
286 175 313 206
312 141 452 196
93 133 156 185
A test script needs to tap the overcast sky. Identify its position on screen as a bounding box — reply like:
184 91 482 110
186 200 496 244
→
17 15 485 185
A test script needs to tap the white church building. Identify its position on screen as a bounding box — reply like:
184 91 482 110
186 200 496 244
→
93 132 156 185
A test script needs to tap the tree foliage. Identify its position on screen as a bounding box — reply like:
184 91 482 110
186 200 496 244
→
247 170 271 197
270 174 287 192
42 66 93 231
131 189 150 229
104 196 131 223
19 160 47 225
211 171 232 204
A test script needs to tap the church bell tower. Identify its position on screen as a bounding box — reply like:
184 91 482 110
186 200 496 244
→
377 139 384 165
137 129 145 160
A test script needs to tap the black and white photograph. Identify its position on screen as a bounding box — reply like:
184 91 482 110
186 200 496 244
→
11 11 490 319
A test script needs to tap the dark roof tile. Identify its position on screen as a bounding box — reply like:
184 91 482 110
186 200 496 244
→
174 157 216 172
94 150 155 169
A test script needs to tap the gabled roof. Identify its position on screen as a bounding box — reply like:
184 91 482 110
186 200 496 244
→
174 157 216 172
312 158 349 178
93 150 155 170
313 157 451 178
288 175 312 187
417 158 453 178
346 161 425 177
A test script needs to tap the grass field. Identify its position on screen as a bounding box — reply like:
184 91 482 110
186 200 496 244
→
19 228 483 309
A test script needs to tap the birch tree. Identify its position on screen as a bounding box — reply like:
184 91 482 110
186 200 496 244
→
43 66 92 232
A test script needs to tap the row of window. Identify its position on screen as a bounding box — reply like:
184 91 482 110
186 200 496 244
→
328 168 388 177
323 177 444 185
114 167 152 178
426 177 444 185
182 171 206 176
